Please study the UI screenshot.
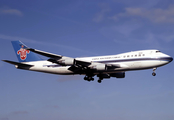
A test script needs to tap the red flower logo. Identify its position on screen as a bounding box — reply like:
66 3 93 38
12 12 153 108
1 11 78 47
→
17 45 30 60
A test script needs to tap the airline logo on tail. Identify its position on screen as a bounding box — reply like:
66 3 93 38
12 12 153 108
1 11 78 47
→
17 45 30 60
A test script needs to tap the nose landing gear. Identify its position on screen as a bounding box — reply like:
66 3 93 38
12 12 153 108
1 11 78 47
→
152 68 157 76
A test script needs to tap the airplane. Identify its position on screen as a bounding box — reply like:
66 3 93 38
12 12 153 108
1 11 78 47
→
2 41 173 83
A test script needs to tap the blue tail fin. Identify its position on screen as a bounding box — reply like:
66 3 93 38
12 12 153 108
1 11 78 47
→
11 41 42 62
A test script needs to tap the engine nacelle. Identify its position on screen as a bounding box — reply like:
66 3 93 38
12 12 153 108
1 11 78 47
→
110 72 125 78
59 58 75 66
92 64 107 71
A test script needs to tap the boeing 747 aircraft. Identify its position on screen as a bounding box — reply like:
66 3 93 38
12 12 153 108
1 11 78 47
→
2 41 173 83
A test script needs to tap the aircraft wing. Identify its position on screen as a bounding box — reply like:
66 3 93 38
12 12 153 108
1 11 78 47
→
26 48 122 69
26 48 92 66
26 48 63 58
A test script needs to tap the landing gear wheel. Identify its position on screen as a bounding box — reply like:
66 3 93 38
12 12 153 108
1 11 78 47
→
152 68 157 76
84 76 94 81
98 80 102 83
152 72 156 76
88 76 92 80
84 76 88 80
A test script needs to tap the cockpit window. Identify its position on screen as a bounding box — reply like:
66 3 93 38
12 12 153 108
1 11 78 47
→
156 51 161 53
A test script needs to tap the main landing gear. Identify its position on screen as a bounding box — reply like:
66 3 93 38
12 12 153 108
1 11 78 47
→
97 79 102 83
152 68 157 76
84 76 94 81
84 75 103 83
97 77 103 83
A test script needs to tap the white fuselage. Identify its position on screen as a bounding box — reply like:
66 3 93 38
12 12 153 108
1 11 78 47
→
17 50 173 75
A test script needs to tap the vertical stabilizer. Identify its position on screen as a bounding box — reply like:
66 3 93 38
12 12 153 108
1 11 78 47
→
11 41 42 62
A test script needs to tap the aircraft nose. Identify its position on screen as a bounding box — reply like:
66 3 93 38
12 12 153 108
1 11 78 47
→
170 57 173 62
168 57 173 62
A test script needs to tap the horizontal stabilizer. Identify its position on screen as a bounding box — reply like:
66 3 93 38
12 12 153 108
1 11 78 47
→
2 60 33 67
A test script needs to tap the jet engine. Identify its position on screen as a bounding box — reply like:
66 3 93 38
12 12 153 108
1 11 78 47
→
92 64 107 71
110 72 125 78
58 58 75 66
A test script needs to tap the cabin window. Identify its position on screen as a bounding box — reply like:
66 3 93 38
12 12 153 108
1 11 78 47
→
135 55 137 57
156 51 161 53
127 55 129 57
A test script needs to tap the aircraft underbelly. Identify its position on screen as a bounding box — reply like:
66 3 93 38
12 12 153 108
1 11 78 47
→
112 60 163 71
125 60 162 70
28 66 74 75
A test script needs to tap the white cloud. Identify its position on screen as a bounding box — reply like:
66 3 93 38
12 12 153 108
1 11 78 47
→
99 22 174 51
112 22 142 36
110 5 174 23
141 32 161 49
93 3 110 23
0 7 23 16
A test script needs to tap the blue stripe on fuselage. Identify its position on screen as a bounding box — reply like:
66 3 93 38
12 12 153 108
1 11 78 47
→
93 57 173 63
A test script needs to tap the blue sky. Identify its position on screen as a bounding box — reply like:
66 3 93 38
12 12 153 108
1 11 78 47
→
0 0 174 120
